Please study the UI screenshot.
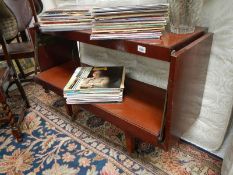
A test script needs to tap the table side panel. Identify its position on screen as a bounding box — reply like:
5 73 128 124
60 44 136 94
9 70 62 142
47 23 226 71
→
29 28 79 71
165 33 213 145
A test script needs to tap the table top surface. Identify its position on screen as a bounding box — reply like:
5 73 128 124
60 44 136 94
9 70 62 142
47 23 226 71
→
48 27 207 62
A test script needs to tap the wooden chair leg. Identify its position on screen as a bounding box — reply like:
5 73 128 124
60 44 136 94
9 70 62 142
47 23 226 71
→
15 59 26 79
13 104 26 142
125 132 135 154
14 78 30 108
3 102 22 142
2 103 12 122
18 103 27 125
34 30 40 75
12 125 22 142
5 80 15 97
11 125 22 142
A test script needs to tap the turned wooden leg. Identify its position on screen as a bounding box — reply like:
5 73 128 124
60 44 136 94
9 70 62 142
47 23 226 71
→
3 102 22 142
125 132 135 154
13 106 26 142
3 103 12 122
12 126 22 142
9 113 22 142
11 112 23 142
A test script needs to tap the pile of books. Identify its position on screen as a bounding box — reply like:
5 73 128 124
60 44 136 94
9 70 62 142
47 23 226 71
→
64 66 125 104
38 5 93 32
90 4 169 40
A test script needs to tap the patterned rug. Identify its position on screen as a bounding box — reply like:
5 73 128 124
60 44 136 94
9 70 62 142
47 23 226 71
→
0 94 164 174
0 83 222 175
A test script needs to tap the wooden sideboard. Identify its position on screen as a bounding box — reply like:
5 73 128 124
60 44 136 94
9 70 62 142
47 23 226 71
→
33 27 213 153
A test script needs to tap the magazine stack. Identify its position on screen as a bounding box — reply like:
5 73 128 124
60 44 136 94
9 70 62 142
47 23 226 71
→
64 66 125 104
91 3 169 40
38 5 93 32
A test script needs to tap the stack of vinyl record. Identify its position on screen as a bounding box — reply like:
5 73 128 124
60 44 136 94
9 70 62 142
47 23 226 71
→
91 4 169 40
64 66 125 104
38 5 93 32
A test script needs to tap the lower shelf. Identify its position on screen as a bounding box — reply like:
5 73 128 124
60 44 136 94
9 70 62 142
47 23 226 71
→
34 61 166 144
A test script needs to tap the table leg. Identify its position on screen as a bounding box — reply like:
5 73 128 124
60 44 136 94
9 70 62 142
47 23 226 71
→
125 132 135 154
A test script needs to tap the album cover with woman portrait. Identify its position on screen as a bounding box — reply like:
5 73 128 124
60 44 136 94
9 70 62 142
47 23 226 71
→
80 66 125 89
64 66 125 93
